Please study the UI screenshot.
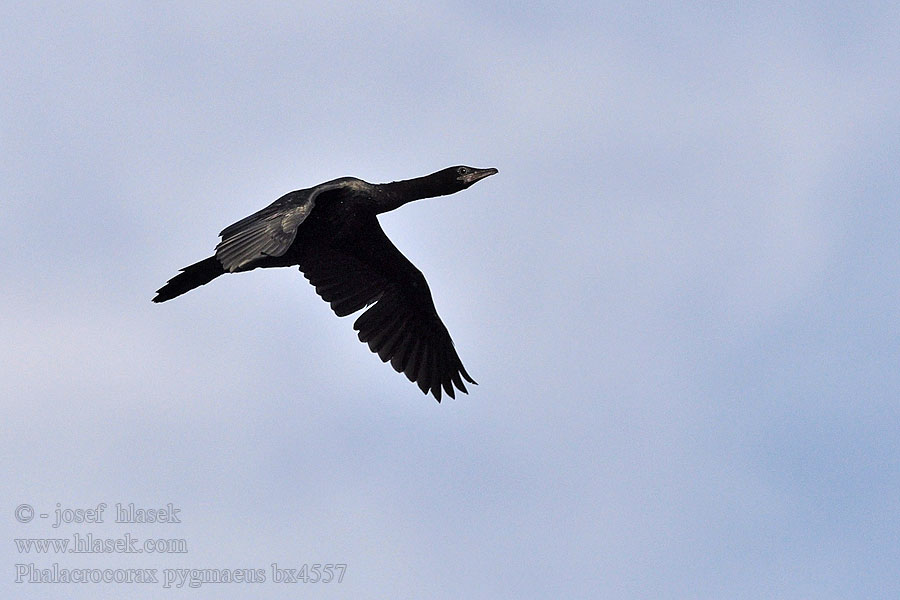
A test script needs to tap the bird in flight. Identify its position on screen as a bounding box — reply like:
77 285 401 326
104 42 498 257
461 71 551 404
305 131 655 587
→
153 165 498 401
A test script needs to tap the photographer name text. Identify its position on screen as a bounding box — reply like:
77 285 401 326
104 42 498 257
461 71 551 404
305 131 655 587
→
16 503 181 527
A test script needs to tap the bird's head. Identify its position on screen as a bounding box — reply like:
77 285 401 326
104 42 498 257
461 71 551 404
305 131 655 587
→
441 165 499 192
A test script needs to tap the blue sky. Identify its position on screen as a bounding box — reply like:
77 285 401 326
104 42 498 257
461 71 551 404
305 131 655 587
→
3 2 899 598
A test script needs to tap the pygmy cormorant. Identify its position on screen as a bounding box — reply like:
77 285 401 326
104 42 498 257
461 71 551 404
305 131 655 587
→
153 165 498 401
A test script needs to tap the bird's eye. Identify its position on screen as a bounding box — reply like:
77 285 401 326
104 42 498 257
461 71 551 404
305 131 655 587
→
458 167 469 175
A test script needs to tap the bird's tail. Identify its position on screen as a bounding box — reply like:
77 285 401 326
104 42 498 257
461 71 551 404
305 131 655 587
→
153 256 225 303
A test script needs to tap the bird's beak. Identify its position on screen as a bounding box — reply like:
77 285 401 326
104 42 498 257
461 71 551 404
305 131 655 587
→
461 167 498 185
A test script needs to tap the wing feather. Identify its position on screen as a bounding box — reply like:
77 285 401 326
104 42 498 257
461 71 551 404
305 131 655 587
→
215 180 354 272
300 218 475 401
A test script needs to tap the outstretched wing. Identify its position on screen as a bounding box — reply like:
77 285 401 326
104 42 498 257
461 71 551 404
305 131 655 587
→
215 180 353 272
299 217 476 401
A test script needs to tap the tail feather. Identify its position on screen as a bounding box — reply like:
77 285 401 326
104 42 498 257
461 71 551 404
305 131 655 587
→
153 256 225 303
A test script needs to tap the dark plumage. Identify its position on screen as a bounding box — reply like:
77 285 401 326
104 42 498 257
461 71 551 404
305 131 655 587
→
153 165 497 401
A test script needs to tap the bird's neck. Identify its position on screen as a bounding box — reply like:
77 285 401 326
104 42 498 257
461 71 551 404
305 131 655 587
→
375 175 449 214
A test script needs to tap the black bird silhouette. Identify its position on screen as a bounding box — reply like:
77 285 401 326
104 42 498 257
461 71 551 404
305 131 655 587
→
153 165 497 401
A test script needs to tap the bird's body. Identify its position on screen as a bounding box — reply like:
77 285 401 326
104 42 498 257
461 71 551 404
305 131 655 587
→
153 165 497 401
